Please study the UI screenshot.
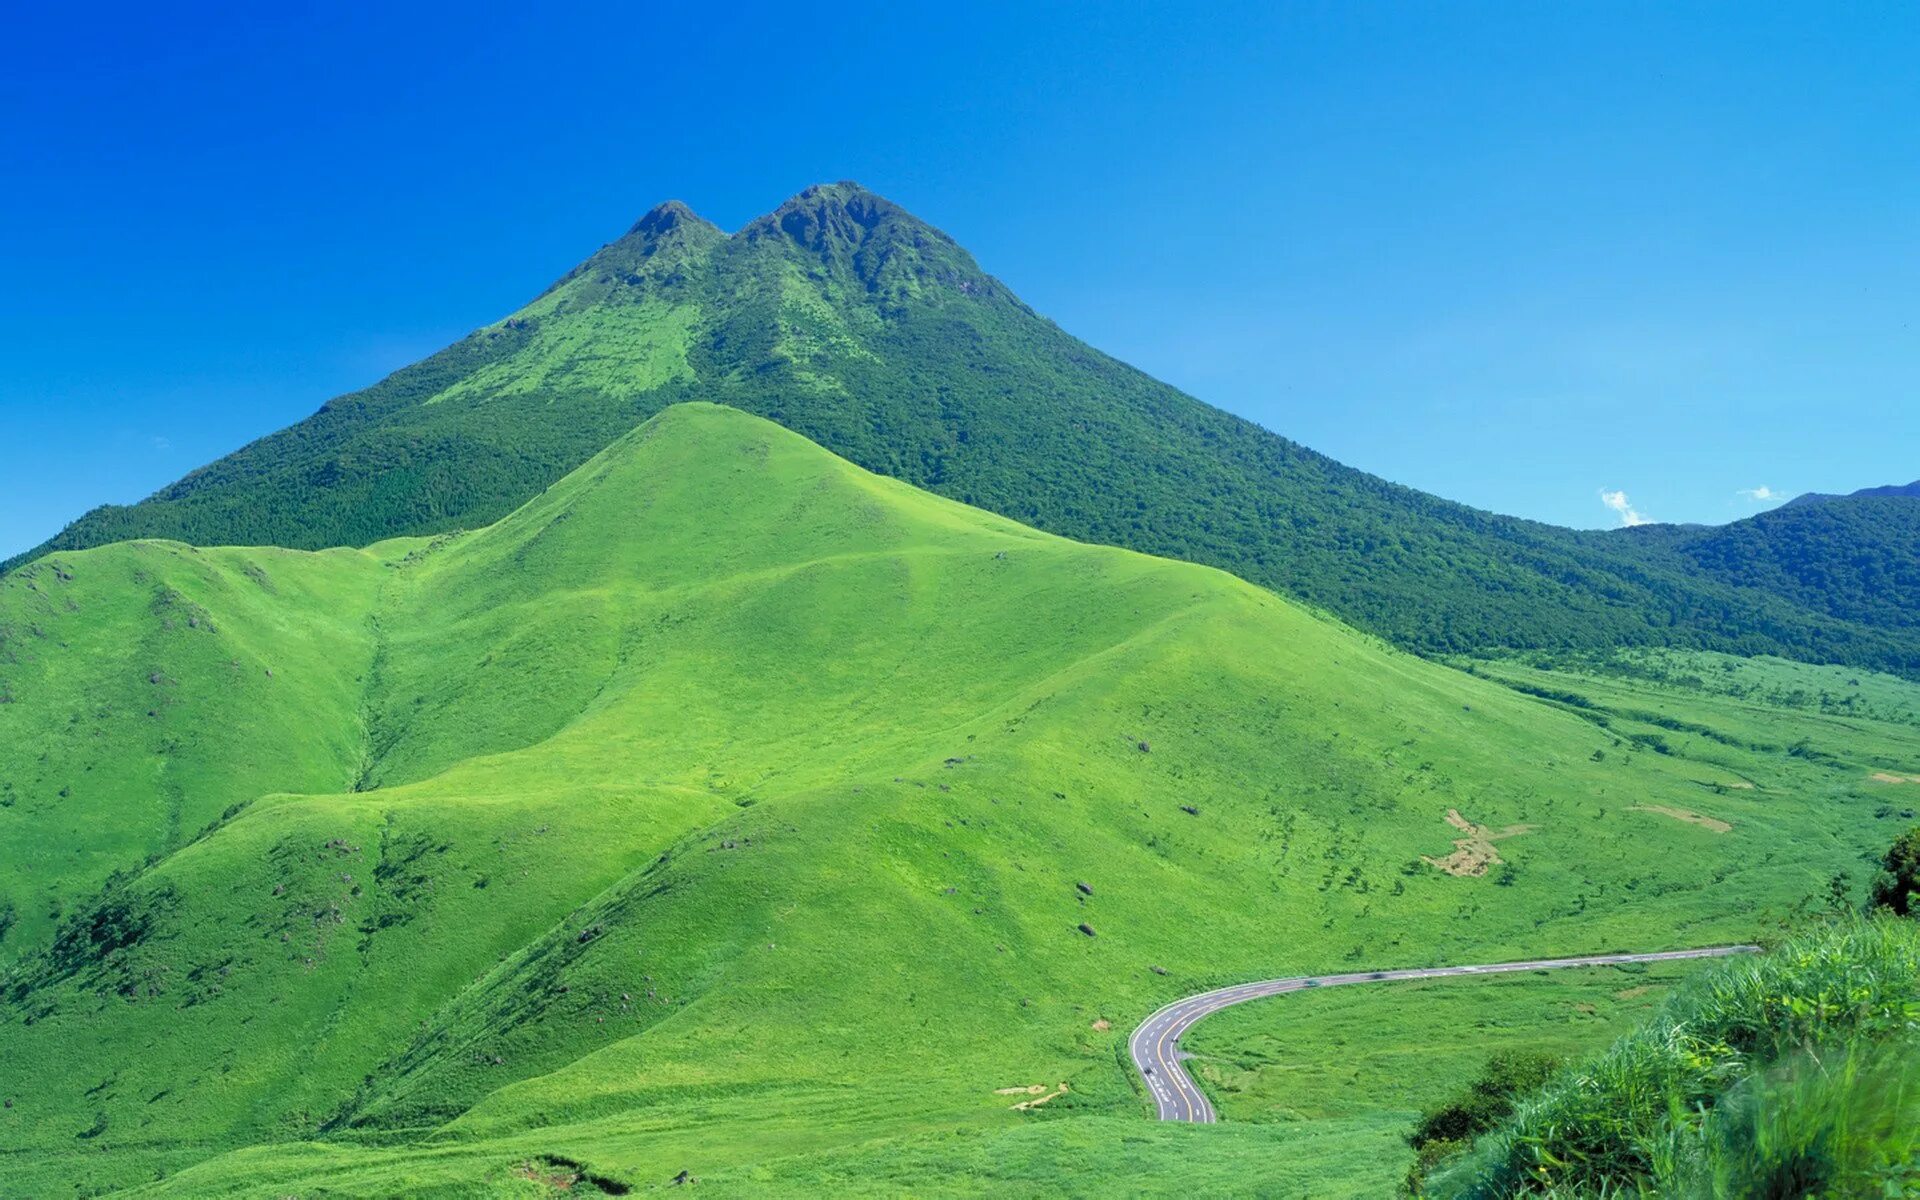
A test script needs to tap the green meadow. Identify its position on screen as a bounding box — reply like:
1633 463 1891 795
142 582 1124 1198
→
3 405 1914 1196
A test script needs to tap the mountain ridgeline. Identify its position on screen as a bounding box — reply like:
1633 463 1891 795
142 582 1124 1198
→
12 183 1916 673
1785 480 1920 507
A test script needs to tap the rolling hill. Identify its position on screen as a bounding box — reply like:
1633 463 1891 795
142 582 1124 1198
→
9 184 1916 676
2 405 1909 1196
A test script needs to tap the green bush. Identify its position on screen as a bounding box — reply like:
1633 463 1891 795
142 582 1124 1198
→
1407 1052 1560 1194
1869 825 1920 917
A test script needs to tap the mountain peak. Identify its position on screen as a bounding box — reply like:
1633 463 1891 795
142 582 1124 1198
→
736 181 988 300
746 180 922 243
773 179 893 215
627 198 717 239
552 199 724 298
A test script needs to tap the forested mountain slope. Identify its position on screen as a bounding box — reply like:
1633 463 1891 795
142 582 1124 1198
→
9 184 1915 673
1785 480 1920 507
1667 494 1920 631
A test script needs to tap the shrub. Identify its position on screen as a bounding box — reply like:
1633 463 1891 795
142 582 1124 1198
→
1868 825 1920 918
1405 1053 1559 1194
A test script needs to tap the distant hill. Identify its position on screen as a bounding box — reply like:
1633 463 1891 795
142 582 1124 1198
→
1784 480 1920 507
3 405 1903 1195
9 184 1916 674
1669 494 1920 631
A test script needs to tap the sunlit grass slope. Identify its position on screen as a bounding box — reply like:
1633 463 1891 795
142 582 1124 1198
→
1467 648 1920 834
0 542 388 962
0 405 1905 1196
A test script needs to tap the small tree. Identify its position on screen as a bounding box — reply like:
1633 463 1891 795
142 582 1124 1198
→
1868 825 1920 917
1825 870 1852 913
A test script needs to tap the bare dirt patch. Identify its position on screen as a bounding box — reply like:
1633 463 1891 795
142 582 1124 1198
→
1422 808 1536 877
512 1161 577 1190
1630 804 1732 833
1869 772 1920 784
1615 986 1651 1000
996 1082 1070 1110
1090 1018 1111 1032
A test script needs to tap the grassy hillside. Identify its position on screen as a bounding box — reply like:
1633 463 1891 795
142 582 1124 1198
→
1 405 1909 1196
0 543 385 961
12 184 1917 676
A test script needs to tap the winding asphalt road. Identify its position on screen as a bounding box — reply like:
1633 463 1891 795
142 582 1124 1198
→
1129 945 1760 1123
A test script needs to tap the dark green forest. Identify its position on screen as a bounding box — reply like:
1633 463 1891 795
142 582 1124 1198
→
11 184 1917 674
1669 496 1920 632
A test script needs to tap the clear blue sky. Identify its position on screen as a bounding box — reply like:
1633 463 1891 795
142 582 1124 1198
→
3 2 1915 560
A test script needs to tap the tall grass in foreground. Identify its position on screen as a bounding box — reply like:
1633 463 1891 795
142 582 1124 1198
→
1656 1035 1920 1197
1428 917 1920 1197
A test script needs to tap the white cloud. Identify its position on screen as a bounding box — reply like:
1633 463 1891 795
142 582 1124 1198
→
1599 488 1652 527
1737 485 1776 502
151 435 172 453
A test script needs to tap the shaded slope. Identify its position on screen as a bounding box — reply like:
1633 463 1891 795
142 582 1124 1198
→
12 185 1916 675
1 405 1905 1196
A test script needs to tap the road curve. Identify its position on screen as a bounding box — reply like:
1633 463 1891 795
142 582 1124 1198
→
1129 944 1760 1123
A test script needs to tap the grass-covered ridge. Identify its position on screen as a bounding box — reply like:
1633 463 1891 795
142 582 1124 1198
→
13 183 1918 676
0 405 1909 1196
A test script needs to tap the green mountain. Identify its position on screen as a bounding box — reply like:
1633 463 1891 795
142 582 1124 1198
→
1665 494 1920 632
11 184 1916 675
1784 480 1920 507
3 405 1911 1196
